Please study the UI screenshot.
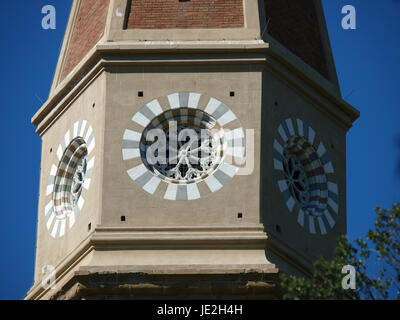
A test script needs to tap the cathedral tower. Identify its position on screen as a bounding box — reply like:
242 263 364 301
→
27 0 359 300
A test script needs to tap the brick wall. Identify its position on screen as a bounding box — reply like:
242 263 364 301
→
61 0 110 81
264 0 330 79
126 0 244 29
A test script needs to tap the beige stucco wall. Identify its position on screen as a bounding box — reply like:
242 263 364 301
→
102 65 263 227
260 68 347 263
32 60 352 289
34 73 106 283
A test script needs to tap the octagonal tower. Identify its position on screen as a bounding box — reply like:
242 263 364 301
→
27 0 359 300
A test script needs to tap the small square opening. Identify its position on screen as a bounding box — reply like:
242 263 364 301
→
230 91 235 97
237 213 243 219
88 223 92 231
121 216 126 222
138 91 144 97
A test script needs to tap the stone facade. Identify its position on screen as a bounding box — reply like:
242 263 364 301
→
27 0 359 300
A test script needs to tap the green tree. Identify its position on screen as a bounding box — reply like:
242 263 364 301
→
280 204 400 300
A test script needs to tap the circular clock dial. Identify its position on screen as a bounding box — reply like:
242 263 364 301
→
45 120 95 239
140 108 224 184
122 92 245 201
274 118 338 235
53 138 88 218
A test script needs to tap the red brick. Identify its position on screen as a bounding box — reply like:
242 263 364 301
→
126 0 244 29
61 0 110 81
264 0 330 79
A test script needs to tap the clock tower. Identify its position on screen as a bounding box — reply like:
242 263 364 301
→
27 0 359 299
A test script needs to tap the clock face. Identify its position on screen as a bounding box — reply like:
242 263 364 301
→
122 92 245 200
273 118 339 235
44 120 95 238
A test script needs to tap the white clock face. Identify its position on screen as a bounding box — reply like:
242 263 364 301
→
122 92 245 201
45 120 95 239
273 118 339 235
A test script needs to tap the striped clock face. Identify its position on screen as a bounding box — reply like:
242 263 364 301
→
44 120 95 239
122 92 245 201
273 118 339 235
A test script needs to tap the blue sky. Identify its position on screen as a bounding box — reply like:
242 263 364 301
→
0 1 399 300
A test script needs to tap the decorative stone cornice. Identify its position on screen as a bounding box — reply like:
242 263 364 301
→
32 40 359 136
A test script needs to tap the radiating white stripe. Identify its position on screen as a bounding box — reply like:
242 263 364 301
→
77 197 85 211
51 220 60 238
132 112 150 127
59 220 66 238
68 212 76 228
296 119 304 137
79 120 87 138
73 121 79 138
187 183 200 200
57 145 63 161
46 212 55 230
64 130 71 148
46 165 58 195
324 162 334 174
204 98 221 115
308 127 316 144
123 149 140 160
274 159 283 171
84 126 93 144
324 210 335 228
298 210 305 227
309 216 316 234
87 138 95 155
50 164 57 176
123 129 141 142
127 164 147 181
83 157 94 188
278 180 288 192
205 175 223 192
287 197 295 212
217 110 236 126
45 201 53 218
86 157 95 170
188 93 201 109
83 178 91 190
167 93 179 109
285 118 295 136
147 99 163 116
219 163 239 178
273 140 283 155
278 125 288 142
318 217 327 235
46 185 53 196
328 198 339 214
164 184 178 200
83 158 94 187
317 142 327 158
327 182 338 194
143 176 161 195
